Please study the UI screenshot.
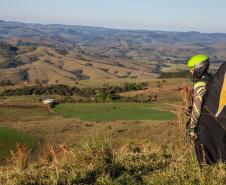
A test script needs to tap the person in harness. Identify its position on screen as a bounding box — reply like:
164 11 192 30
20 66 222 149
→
187 54 226 165
186 54 212 139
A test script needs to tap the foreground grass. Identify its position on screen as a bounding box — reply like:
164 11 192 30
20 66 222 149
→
54 103 176 121
0 127 38 159
0 136 225 185
0 101 225 184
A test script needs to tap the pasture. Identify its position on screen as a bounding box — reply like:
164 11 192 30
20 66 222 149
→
54 103 176 121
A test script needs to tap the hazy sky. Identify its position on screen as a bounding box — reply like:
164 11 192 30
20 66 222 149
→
0 0 226 33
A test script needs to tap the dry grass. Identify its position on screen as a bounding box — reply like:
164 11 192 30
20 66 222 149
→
0 129 225 185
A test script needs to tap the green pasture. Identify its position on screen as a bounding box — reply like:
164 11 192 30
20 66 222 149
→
0 127 38 159
54 103 176 121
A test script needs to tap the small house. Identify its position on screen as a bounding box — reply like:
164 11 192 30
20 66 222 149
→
42 99 57 106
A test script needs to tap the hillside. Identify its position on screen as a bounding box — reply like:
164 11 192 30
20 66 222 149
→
0 19 226 84
0 44 158 84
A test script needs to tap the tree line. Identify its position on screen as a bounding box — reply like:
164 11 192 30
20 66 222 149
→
0 82 150 103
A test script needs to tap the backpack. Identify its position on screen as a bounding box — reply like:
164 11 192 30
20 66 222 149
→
195 62 226 165
204 62 226 121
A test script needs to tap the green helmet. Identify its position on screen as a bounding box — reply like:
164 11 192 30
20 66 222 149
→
187 54 210 79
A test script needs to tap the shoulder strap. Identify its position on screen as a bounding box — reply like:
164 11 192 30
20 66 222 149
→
201 73 212 105
203 62 226 117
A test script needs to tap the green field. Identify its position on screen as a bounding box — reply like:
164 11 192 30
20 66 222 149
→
54 103 176 121
0 127 38 159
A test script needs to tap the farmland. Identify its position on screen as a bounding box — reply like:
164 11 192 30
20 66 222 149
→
1 78 225 184
54 103 176 121
0 80 180 158
0 101 178 151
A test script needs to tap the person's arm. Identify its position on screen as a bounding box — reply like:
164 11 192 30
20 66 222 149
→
189 81 206 132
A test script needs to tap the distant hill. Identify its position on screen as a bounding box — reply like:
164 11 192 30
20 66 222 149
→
0 19 226 84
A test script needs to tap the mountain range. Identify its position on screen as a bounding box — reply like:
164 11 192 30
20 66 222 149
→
0 19 226 84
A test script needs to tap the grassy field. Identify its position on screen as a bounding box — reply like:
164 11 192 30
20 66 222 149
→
0 106 50 159
0 95 42 104
0 83 180 156
0 105 52 122
0 84 225 184
0 127 38 159
54 103 176 121
0 80 181 160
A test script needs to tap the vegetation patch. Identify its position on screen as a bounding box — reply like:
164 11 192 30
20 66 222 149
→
0 83 151 103
0 106 52 122
0 82 148 97
0 127 38 159
54 103 176 121
159 71 192 79
0 137 225 185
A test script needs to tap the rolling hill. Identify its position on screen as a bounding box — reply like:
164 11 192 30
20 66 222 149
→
0 19 226 84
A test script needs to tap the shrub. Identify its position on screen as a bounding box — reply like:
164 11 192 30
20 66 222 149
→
124 82 148 92
122 95 157 103
159 71 192 79
55 48 68 56
78 87 96 98
106 94 122 102
96 92 108 103
0 80 14 86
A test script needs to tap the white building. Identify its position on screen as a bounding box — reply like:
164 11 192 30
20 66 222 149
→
42 99 56 105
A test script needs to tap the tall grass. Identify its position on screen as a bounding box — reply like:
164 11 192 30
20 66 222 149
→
0 132 225 184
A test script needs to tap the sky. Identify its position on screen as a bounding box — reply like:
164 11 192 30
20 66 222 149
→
0 0 226 33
